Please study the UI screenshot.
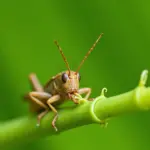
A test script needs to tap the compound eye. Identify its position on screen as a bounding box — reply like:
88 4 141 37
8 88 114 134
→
62 73 69 83
77 73 81 81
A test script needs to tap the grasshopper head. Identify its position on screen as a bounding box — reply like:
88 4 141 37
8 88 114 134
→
61 70 81 94
54 33 103 96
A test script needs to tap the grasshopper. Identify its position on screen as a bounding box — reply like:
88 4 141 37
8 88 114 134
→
24 33 103 131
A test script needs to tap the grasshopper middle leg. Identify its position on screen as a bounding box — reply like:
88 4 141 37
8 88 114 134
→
29 92 51 126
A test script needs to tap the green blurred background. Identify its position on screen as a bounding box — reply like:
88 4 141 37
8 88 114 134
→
1 0 150 149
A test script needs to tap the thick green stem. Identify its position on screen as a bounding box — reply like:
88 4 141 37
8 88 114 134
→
95 87 150 120
0 70 150 148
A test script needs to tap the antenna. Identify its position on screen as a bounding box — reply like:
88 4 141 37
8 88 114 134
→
54 41 71 75
76 33 104 73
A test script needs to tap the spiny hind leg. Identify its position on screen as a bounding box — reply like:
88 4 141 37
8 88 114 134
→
29 73 44 92
78 88 91 100
46 95 60 131
24 74 43 100
29 92 51 126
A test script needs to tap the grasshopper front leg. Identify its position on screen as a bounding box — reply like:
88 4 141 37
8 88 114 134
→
46 95 60 131
78 88 91 100
68 93 79 104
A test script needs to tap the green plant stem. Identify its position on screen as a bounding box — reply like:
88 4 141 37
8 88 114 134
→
1 70 150 148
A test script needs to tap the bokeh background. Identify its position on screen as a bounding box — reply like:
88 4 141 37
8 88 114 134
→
1 0 150 149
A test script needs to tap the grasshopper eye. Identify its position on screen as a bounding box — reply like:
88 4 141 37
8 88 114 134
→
77 73 81 81
62 73 69 83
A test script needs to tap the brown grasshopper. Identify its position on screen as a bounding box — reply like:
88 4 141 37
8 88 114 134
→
24 33 103 131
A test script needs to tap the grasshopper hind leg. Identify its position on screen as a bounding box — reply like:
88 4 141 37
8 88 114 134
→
24 73 44 100
29 73 44 92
